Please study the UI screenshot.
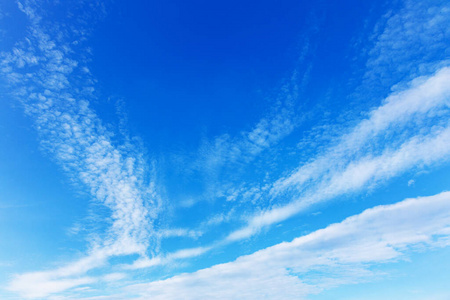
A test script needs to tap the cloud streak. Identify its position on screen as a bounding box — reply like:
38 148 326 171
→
126 191 450 299
226 66 450 241
1 1 160 297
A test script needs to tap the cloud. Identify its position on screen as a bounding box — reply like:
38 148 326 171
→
8 275 95 299
2 0 450 299
226 66 450 241
125 246 212 270
126 191 450 300
194 58 304 177
363 0 450 94
272 66 450 195
156 228 203 239
170 55 309 209
102 273 127 282
188 0 450 233
7 248 109 298
1 1 160 297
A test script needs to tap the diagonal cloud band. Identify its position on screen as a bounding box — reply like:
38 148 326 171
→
227 66 450 241
126 190 450 300
1 1 161 297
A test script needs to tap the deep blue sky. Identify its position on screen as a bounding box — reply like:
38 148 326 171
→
88 0 382 147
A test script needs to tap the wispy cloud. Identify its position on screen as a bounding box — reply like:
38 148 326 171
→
155 228 203 239
167 49 314 209
197 80 299 171
172 0 450 239
226 66 450 241
124 0 450 261
1 0 449 299
1 1 160 297
273 66 450 196
8 259 100 299
126 246 212 270
125 191 450 299
363 0 450 95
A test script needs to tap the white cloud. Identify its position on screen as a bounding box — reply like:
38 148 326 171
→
226 66 450 241
125 246 212 270
126 191 450 300
363 0 450 94
102 273 127 282
7 248 116 298
195 68 301 175
174 63 306 209
156 228 203 239
8 274 95 299
272 66 450 196
2 1 450 299
1 1 160 298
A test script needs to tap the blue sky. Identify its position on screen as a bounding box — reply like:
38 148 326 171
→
0 0 450 299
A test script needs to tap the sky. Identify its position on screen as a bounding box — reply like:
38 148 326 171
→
0 0 450 299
